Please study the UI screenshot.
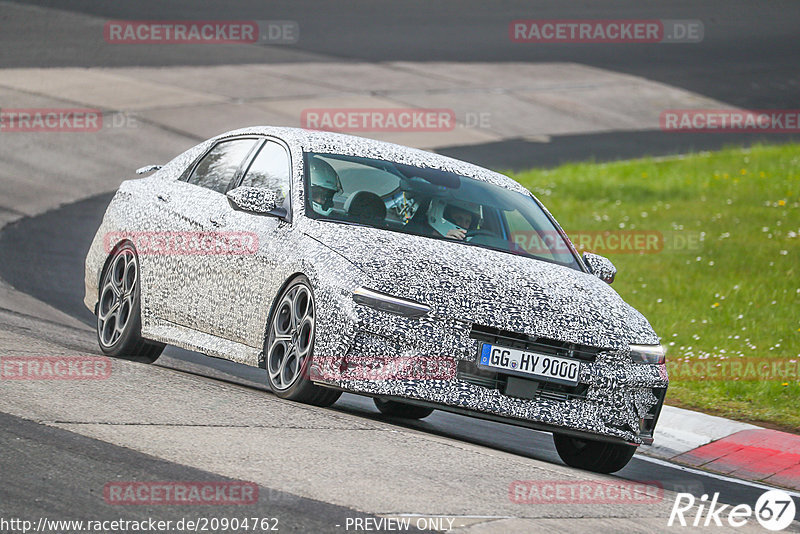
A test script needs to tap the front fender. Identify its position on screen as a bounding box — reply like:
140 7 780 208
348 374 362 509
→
287 228 370 383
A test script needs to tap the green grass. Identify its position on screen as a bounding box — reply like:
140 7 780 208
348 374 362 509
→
509 144 800 432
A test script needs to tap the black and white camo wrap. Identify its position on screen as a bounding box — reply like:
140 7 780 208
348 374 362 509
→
226 186 282 214
84 126 668 445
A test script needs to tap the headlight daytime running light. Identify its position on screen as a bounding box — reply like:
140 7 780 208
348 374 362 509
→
352 287 430 318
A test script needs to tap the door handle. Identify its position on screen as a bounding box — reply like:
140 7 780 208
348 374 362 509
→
156 193 171 202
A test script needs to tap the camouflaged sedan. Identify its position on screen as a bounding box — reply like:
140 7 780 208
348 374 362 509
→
85 126 668 473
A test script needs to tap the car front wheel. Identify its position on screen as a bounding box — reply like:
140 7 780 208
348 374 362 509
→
265 276 341 407
553 433 636 474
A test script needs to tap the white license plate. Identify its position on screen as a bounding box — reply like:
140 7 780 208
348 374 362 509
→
478 343 580 386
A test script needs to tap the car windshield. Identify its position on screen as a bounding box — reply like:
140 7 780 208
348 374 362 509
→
303 152 580 269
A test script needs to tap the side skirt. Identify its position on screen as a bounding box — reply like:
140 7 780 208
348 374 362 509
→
142 318 261 368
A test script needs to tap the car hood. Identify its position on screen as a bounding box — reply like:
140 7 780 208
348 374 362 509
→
304 221 659 349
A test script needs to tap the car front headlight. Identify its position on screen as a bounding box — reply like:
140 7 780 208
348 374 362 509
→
629 344 666 364
352 287 430 318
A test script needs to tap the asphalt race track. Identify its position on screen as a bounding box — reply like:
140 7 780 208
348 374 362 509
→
0 411 399 533
0 193 796 530
4 0 800 169
7 0 800 109
1 1 799 532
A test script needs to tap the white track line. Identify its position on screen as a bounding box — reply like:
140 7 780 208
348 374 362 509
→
636 454 800 498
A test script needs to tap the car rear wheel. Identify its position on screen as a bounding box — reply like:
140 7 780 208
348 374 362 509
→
553 433 636 474
374 398 434 419
265 276 341 407
96 243 164 363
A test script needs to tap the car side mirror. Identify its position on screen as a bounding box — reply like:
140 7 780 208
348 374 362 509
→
226 186 284 216
583 252 616 284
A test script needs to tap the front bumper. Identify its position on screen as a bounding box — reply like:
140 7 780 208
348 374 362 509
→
313 314 668 445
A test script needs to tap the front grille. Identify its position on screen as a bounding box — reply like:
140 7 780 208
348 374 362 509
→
463 324 600 402
469 324 604 362
457 359 589 402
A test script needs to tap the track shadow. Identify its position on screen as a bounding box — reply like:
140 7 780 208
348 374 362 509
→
0 192 113 326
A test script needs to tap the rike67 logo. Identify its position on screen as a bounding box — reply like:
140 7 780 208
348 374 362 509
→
669 489 797 531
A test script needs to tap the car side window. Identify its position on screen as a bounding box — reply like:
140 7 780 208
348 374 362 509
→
240 141 291 212
188 139 258 194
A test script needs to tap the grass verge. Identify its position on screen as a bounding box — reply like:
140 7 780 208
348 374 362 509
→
509 144 800 432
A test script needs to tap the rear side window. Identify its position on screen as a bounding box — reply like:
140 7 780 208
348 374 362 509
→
240 141 291 213
188 139 258 193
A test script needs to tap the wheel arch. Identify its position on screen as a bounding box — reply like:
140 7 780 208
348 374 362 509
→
258 271 308 369
94 238 136 314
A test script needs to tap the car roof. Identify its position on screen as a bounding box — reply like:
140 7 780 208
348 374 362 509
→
212 126 531 195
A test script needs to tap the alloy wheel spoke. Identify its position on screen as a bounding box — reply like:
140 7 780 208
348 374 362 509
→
111 257 126 293
289 288 300 329
102 316 118 345
110 279 123 298
296 329 313 358
124 294 134 313
282 352 298 385
99 298 119 322
278 350 292 384
268 363 282 382
123 257 136 291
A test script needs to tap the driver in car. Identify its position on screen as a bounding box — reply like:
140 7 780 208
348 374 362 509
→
308 156 342 215
427 199 482 240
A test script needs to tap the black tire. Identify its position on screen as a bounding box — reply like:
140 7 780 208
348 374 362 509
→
553 433 636 474
96 243 164 363
374 398 434 419
264 276 341 407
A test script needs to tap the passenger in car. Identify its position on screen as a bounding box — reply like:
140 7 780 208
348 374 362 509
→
345 191 387 226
